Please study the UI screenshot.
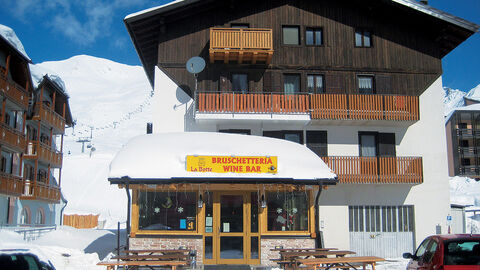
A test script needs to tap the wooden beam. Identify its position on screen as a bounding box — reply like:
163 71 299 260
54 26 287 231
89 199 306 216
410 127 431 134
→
238 51 244 64
252 52 258 64
4 54 10 77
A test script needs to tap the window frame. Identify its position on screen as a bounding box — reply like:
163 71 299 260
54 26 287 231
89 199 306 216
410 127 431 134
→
358 132 378 157
307 74 325 94
282 25 301 46
354 28 373 48
357 75 375 94
305 27 324 46
265 191 311 233
283 73 301 95
231 73 249 94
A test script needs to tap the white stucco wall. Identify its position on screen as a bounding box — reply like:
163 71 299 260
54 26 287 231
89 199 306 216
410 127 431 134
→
152 66 193 133
318 77 450 250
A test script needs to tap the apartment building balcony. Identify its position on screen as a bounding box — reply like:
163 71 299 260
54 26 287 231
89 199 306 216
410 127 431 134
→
455 128 480 138
24 141 63 167
0 172 24 196
0 123 26 152
32 102 66 133
21 180 61 202
195 92 419 123
209 28 274 64
0 73 29 109
458 165 480 178
320 156 423 184
458 146 480 157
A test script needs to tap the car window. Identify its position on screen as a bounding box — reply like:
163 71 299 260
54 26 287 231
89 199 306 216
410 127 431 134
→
423 240 438 263
415 238 431 259
444 240 480 265
0 254 40 270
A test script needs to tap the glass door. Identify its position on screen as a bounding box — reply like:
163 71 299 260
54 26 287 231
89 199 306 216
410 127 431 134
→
217 192 246 264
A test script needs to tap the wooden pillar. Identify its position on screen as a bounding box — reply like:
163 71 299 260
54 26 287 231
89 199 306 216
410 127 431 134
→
47 164 51 185
52 91 56 109
4 54 10 76
63 103 66 118
25 79 29 93
1 98 5 123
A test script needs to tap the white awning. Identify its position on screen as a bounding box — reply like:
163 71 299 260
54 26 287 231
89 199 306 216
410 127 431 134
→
108 132 336 185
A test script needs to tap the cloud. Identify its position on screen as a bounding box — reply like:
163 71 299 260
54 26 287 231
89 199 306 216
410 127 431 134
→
4 0 152 46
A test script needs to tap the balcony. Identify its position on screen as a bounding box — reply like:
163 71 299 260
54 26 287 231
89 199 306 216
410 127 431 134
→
22 180 61 202
0 172 24 196
458 146 480 157
320 156 423 184
0 123 26 152
33 103 65 133
209 28 274 64
0 73 29 108
195 92 419 122
24 141 63 167
458 165 480 178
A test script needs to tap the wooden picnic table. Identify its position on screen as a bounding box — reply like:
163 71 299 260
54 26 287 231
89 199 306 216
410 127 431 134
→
98 249 193 270
298 256 385 270
271 248 339 252
280 250 356 260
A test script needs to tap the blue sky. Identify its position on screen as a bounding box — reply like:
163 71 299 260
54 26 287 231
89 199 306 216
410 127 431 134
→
0 0 479 91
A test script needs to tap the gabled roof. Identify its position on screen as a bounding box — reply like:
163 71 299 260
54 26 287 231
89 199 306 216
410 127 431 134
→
124 0 479 87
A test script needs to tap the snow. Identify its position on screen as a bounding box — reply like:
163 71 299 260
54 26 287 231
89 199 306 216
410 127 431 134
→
31 55 153 227
29 64 68 94
0 24 30 61
109 132 337 181
464 83 480 102
443 87 466 117
450 176 480 233
124 0 185 20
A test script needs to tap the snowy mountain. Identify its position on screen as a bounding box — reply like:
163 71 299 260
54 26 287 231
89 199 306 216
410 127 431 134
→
443 87 466 117
31 55 153 227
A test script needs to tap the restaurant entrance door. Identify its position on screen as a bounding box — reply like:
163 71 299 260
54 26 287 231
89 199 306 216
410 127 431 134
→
204 191 260 265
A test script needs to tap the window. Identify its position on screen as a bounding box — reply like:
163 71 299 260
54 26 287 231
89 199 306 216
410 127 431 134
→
444 240 480 265
306 28 323 46
355 29 372 47
282 26 300 45
263 130 303 144
284 74 300 94
358 76 374 94
306 131 327 157
307 75 324 93
232 74 248 93
1 151 13 174
231 23 249 28
20 207 30 225
35 208 45 225
267 191 308 231
138 191 197 231
349 205 414 232
359 132 396 157
218 129 251 135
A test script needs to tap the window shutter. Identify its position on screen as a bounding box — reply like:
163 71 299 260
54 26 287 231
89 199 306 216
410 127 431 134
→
306 131 327 157
376 75 391 95
378 133 396 157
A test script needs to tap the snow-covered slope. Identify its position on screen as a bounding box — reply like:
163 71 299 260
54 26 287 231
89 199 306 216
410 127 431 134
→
32 55 153 226
464 84 480 102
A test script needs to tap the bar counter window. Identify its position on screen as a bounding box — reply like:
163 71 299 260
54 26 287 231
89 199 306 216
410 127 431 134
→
138 191 197 231
267 191 308 231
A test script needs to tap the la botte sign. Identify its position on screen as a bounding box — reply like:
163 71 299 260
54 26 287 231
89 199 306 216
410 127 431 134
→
186 155 277 174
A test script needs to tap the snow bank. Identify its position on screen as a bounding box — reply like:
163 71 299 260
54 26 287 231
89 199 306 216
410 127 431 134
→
0 24 30 61
450 176 480 233
109 132 337 181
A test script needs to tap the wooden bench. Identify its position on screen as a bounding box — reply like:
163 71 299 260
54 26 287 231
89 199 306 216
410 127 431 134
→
298 256 385 270
97 260 188 270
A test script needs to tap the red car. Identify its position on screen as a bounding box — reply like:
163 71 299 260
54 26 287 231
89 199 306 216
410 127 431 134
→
403 234 480 269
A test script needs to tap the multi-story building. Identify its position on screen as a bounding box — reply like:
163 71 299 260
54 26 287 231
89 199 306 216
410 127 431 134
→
0 26 73 228
117 0 478 265
446 104 480 178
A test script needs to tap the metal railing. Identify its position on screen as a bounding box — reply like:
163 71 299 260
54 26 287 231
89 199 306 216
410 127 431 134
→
0 224 57 241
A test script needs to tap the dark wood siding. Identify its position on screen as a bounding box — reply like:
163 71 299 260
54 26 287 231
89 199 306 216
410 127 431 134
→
156 0 443 96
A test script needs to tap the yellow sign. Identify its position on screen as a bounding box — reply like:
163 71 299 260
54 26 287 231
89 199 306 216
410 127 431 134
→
186 156 277 174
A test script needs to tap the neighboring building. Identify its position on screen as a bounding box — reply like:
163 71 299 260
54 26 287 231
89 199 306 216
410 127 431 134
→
446 104 480 179
0 26 73 228
118 0 478 265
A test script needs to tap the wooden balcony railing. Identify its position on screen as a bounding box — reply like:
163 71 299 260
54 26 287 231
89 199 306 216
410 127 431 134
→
24 141 63 167
197 92 310 114
196 92 420 121
0 73 29 108
33 103 65 133
0 172 24 196
0 123 26 151
22 180 61 202
209 28 274 64
320 156 423 184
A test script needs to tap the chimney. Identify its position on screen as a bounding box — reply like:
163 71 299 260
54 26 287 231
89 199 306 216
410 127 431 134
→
419 0 428 5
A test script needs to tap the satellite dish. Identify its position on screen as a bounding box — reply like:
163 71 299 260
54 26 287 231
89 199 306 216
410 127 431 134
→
186 57 206 74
